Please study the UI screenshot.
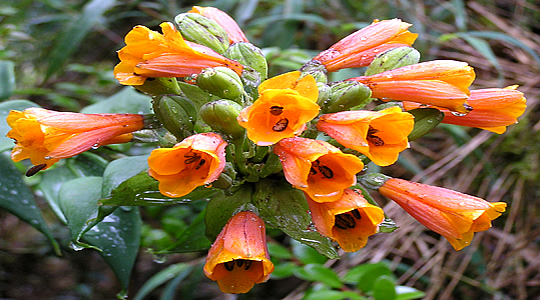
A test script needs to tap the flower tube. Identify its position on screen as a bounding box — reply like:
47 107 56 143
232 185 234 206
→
238 71 320 146
312 19 418 72
189 6 249 43
273 137 365 202
403 86 526 134
204 211 274 294
114 22 244 85
306 189 384 252
317 106 414 166
378 178 506 250
148 133 227 197
349 60 475 113
6 108 144 174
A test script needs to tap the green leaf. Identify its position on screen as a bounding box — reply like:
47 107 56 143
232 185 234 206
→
177 81 217 109
0 100 40 152
253 179 339 259
373 275 397 300
270 262 298 279
407 108 444 141
58 176 116 250
80 87 152 114
343 262 394 292
0 154 60 255
291 239 327 265
154 208 211 253
303 290 364 300
295 264 343 289
267 242 293 259
0 60 15 100
395 286 425 300
458 34 503 79
205 185 254 240
45 0 117 80
101 155 150 197
133 263 193 300
82 206 141 292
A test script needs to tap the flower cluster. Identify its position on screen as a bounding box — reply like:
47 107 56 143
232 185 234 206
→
5 6 525 295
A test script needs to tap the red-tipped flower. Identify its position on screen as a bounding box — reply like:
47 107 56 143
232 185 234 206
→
312 19 418 72
378 178 506 250
189 6 249 43
204 211 274 294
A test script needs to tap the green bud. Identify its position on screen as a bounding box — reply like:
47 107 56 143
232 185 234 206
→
325 81 372 113
358 173 391 190
199 99 245 138
174 13 229 54
300 60 328 83
196 67 244 101
134 77 181 97
316 82 331 107
224 42 268 80
407 108 444 141
153 95 198 140
364 47 420 76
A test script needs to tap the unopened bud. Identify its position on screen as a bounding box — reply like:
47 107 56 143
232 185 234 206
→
196 67 244 101
316 82 331 107
407 108 444 141
134 77 181 97
364 47 420 76
153 95 197 140
199 100 245 138
174 13 229 54
325 81 372 113
224 42 268 80
300 60 328 83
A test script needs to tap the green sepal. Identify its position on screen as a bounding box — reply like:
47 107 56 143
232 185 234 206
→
325 80 372 113
316 82 331 107
174 13 229 54
364 46 421 76
133 77 181 97
357 173 391 190
407 108 444 141
300 60 328 83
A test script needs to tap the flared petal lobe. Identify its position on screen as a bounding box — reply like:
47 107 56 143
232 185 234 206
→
204 211 274 294
189 6 249 43
6 108 144 172
273 137 365 202
148 133 227 197
317 106 414 166
312 19 418 72
114 22 243 85
403 86 526 134
306 189 384 252
378 178 506 250
238 71 320 146
349 60 475 113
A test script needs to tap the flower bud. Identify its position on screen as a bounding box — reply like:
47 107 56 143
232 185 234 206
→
324 81 372 113
364 46 420 76
196 67 244 101
174 13 229 54
407 108 444 141
300 60 328 83
200 99 245 138
134 77 182 97
152 95 197 140
316 82 331 107
224 42 268 80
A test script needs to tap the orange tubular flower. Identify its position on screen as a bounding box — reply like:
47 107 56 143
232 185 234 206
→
273 137 365 202
237 71 320 146
204 211 274 294
378 178 506 250
312 19 418 72
6 108 144 174
403 86 526 134
148 133 227 197
317 106 414 166
349 60 476 113
189 6 249 44
306 189 384 252
114 22 244 85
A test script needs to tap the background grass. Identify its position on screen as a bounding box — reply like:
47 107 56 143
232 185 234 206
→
1 0 539 299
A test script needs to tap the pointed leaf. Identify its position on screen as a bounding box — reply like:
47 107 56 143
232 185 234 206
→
80 87 152 114
295 264 343 288
0 60 16 100
133 263 193 300
373 275 397 300
101 155 151 197
0 100 40 152
0 154 60 254
154 208 211 253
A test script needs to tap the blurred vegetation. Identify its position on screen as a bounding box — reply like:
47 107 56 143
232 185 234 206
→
1 0 539 299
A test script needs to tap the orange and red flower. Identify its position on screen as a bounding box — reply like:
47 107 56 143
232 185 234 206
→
378 178 506 250
6 108 144 174
403 85 526 134
306 189 384 252
204 211 274 294
148 133 227 197
317 106 414 166
273 137 365 202
349 60 475 113
237 71 320 146
189 6 249 44
114 22 244 86
312 19 418 72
